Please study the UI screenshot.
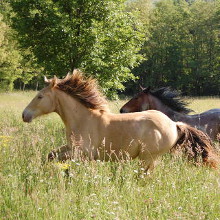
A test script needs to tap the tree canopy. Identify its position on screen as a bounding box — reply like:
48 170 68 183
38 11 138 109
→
0 0 219 96
130 0 220 95
0 1 42 91
10 0 145 97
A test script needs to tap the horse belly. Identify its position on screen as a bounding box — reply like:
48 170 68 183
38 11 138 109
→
98 136 141 161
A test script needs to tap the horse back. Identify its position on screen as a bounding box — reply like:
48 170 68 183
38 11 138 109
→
184 109 220 139
103 110 179 155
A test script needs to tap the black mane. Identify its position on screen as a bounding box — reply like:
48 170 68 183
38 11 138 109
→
149 87 192 114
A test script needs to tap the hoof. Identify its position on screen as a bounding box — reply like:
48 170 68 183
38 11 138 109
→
48 151 57 161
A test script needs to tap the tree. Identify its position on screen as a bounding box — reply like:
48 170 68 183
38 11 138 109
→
10 0 145 97
131 0 190 89
0 1 42 91
185 0 220 95
129 0 220 95
0 13 22 91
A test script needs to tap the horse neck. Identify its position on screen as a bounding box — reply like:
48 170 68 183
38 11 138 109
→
54 89 96 133
148 94 186 121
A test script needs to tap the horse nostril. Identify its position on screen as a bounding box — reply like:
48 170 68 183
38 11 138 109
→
22 110 33 122
120 109 124 113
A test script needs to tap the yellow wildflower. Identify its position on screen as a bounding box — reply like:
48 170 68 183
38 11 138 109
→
0 136 13 148
55 162 70 170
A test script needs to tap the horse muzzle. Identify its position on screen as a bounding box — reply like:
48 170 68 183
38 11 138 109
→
120 108 129 113
120 108 124 113
22 110 33 123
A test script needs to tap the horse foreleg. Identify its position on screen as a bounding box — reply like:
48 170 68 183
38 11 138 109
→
48 145 73 161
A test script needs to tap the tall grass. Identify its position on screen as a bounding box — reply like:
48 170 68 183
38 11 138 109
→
0 91 219 220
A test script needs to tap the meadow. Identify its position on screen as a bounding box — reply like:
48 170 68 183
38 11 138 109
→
0 91 219 220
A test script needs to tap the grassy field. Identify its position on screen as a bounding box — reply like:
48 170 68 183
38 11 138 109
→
0 91 220 220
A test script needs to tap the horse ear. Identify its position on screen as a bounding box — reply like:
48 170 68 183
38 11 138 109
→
143 86 151 94
72 69 78 75
44 75 58 87
44 76 50 84
139 85 144 91
47 76 58 88
52 76 58 87
64 72 71 80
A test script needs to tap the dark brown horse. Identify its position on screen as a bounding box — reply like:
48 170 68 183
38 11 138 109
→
120 87 220 142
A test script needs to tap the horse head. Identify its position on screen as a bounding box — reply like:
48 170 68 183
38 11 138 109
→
22 76 58 122
120 86 193 118
120 86 152 113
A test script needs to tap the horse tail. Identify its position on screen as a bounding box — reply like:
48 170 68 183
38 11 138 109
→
174 122 219 169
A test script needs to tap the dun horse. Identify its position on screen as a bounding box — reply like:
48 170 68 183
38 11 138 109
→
120 87 220 142
22 70 219 171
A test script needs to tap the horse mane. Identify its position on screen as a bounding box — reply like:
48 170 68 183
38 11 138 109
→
54 70 109 111
149 87 192 114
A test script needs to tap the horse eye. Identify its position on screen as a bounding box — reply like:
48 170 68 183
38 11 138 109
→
38 95 43 99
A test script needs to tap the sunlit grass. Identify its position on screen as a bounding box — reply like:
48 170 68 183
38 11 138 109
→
188 97 220 113
0 91 220 219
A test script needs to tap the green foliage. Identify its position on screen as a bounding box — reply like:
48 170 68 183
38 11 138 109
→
0 14 22 91
0 1 43 91
10 0 145 97
1 0 219 95
129 0 220 95
185 0 220 94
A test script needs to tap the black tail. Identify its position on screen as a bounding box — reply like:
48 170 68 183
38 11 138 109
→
174 122 219 169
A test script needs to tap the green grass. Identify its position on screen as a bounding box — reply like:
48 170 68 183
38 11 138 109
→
0 91 220 220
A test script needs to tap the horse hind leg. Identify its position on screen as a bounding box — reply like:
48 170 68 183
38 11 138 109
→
217 125 220 143
206 124 219 142
144 160 157 175
139 154 158 175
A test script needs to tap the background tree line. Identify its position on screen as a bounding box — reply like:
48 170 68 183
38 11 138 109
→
0 0 219 97
129 0 220 96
